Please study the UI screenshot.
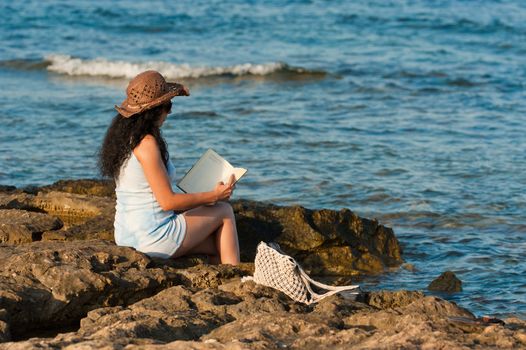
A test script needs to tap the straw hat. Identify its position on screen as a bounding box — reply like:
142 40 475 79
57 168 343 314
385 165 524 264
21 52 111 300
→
115 70 189 118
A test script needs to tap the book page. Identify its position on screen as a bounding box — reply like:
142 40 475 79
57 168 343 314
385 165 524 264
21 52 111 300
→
231 167 248 184
177 149 247 193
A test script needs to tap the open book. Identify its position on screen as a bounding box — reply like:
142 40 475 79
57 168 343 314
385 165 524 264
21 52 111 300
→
177 149 248 193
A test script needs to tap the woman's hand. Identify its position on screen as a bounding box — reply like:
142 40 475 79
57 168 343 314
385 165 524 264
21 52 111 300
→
213 174 236 202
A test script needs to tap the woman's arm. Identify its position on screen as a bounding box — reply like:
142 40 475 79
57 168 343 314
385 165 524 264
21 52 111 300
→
134 135 234 211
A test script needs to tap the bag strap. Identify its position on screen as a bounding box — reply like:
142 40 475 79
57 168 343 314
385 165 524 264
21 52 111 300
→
296 264 360 304
269 242 361 303
243 241 361 305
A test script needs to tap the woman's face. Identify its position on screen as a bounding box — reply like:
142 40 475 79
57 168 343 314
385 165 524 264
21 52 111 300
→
158 104 172 127
158 110 169 127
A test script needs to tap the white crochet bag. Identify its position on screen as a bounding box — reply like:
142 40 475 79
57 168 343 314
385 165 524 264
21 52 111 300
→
242 242 360 304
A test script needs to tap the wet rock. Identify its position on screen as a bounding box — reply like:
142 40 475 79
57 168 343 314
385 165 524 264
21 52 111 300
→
0 209 63 244
360 290 426 310
0 185 16 193
428 271 463 292
401 262 416 272
233 199 402 275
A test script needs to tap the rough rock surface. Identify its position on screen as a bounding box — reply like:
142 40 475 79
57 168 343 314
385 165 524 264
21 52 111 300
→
38 179 116 198
2 282 525 349
0 179 402 276
0 310 9 343
233 200 402 275
1 179 523 349
0 209 63 244
428 270 463 292
0 239 250 340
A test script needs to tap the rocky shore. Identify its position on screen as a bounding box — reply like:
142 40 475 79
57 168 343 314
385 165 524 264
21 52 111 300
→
0 180 524 349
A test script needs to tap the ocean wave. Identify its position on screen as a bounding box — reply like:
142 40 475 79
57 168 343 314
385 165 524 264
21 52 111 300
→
40 54 324 80
0 58 50 71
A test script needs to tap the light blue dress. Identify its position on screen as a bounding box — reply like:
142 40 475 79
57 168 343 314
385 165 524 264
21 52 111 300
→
114 152 187 258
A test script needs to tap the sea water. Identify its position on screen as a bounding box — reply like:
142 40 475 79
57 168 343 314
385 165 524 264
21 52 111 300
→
0 0 525 319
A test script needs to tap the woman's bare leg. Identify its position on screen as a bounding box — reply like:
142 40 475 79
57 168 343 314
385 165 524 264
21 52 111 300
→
184 234 220 264
213 203 240 265
172 202 240 265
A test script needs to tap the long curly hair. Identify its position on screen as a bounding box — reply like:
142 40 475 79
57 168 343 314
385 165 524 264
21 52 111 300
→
98 101 172 180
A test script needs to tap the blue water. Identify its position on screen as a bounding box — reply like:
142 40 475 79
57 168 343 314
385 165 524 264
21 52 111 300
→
1 0 525 319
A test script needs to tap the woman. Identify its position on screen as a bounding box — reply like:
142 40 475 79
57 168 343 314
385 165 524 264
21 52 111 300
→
98 70 240 265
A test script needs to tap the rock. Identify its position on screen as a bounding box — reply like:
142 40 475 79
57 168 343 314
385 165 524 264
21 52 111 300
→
41 212 115 242
39 179 116 198
233 199 402 275
40 190 114 240
401 263 416 272
0 239 248 340
30 191 109 220
0 209 63 244
0 309 9 343
77 286 219 343
428 271 463 292
0 180 523 349
0 192 37 211
0 185 16 193
0 191 109 221
0 190 115 241
2 279 525 349
360 290 426 310
0 179 403 276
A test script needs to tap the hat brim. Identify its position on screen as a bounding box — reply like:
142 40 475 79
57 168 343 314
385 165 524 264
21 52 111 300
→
115 82 189 118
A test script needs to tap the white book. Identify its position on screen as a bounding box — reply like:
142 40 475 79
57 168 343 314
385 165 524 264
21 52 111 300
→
177 149 248 193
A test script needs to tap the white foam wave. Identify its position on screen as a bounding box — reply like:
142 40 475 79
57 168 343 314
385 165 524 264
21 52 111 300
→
45 54 294 79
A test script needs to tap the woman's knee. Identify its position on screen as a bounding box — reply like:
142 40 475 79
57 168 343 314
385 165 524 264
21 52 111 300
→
219 202 234 219
215 201 235 219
